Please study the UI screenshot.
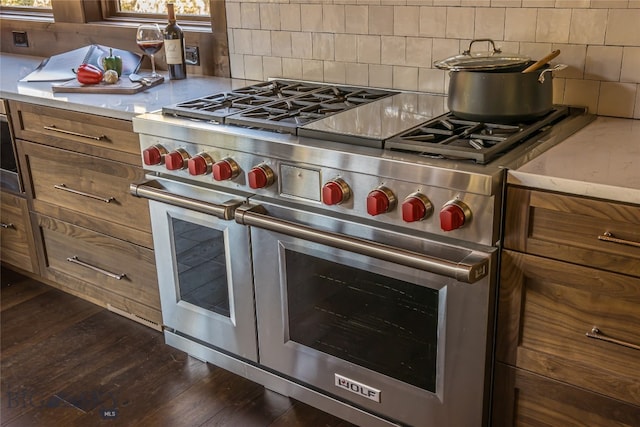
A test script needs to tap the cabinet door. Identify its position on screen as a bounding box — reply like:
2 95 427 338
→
0 191 38 273
504 187 640 277
492 362 640 427
497 250 640 407
18 140 152 248
35 213 161 327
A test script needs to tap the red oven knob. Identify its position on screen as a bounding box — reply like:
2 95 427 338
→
322 178 351 205
440 200 472 231
164 148 190 171
142 145 168 166
212 158 240 181
248 164 275 189
366 187 396 216
188 153 214 176
402 193 433 222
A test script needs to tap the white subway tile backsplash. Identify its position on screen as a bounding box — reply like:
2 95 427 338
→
226 1 640 119
569 9 607 45
563 78 599 113
394 6 420 36
335 34 358 61
262 56 282 79
346 5 369 33
504 8 537 42
280 4 301 31
369 64 393 87
244 55 264 80
302 59 324 81
536 8 571 43
419 7 447 38
406 37 432 67
357 35 382 63
260 4 280 30
323 4 346 33
585 46 623 81
369 6 395 35
240 3 260 29
393 66 419 90
598 82 636 118
446 7 475 39
621 47 640 83
606 10 640 46
474 7 506 40
381 36 406 65
301 4 323 32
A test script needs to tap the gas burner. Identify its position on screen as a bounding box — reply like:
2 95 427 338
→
233 80 326 99
225 100 334 132
385 107 570 164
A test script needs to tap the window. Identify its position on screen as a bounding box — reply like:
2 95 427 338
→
108 0 210 18
0 0 51 9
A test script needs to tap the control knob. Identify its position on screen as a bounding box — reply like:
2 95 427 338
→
142 144 168 166
322 178 351 205
402 193 433 222
440 200 472 231
366 186 396 216
188 153 214 176
248 164 275 189
212 158 240 181
164 148 190 171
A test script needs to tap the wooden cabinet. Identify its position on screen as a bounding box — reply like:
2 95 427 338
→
10 100 161 329
0 191 39 274
493 186 640 426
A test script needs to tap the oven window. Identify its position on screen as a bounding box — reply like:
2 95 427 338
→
172 218 230 317
285 250 439 392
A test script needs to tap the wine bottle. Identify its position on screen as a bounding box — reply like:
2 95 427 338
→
164 2 186 80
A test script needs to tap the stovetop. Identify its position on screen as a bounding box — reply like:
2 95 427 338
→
162 80 397 133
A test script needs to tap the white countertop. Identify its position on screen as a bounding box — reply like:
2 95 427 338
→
0 53 255 120
508 116 640 204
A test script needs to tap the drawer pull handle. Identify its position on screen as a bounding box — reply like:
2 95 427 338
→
586 327 640 351
54 184 115 203
1 222 15 229
44 125 107 141
67 256 126 280
597 231 640 248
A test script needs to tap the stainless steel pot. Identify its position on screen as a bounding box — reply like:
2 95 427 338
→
435 40 563 123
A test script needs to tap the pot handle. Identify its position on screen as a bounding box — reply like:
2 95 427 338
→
538 64 568 83
463 39 501 56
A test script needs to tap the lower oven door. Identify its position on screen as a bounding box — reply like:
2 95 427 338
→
131 178 258 362
237 200 495 427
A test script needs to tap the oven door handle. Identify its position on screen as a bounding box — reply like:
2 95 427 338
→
129 181 243 220
235 204 490 284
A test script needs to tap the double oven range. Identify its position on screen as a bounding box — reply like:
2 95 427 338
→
130 80 594 427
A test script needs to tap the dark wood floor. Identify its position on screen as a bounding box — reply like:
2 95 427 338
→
0 267 356 427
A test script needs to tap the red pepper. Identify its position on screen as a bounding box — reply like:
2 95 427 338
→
75 63 103 85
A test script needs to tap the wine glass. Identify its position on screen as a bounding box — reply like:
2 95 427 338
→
136 24 164 79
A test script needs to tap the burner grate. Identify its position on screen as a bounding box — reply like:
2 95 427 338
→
385 107 570 164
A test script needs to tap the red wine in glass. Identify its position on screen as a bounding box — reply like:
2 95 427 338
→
136 24 164 78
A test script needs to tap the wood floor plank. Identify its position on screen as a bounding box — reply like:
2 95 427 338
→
0 267 358 427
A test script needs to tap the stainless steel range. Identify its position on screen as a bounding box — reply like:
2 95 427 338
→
130 79 594 427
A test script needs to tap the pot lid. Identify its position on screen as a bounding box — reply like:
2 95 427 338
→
434 39 530 71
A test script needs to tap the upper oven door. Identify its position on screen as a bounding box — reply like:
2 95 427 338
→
136 178 258 362
240 200 495 427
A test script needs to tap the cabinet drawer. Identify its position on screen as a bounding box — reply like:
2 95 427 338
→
19 140 152 248
492 362 640 427
0 191 38 273
504 187 640 277
36 214 161 326
9 101 140 165
497 250 640 407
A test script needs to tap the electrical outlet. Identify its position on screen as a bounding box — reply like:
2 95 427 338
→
12 31 29 47
185 46 199 66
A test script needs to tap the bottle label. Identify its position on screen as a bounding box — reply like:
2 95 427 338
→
165 39 183 65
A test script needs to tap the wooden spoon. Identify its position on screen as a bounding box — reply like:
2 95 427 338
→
522 50 561 73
